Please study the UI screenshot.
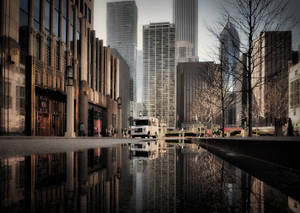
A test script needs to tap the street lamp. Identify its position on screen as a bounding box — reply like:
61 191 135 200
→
117 97 122 109
67 66 74 86
117 97 122 137
65 66 76 138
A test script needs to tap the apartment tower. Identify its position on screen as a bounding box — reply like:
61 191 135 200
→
143 23 176 128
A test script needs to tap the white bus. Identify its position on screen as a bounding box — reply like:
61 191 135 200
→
131 117 159 138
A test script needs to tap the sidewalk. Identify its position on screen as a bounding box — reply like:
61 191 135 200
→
0 137 134 158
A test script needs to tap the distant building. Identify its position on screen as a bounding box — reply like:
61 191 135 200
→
289 47 300 129
219 20 240 126
0 0 121 136
143 23 176 128
107 1 138 117
173 0 198 57
235 53 248 128
134 102 143 118
175 41 198 64
111 49 130 129
252 31 292 126
136 50 143 103
176 62 215 129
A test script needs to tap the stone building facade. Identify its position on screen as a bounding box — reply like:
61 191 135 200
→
289 48 300 130
0 0 120 136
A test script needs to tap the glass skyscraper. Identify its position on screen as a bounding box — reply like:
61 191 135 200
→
173 0 198 57
107 1 137 106
220 20 240 125
143 23 176 128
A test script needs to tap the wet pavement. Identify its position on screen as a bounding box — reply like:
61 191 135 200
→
0 138 300 212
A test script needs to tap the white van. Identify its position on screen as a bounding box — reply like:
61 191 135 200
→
131 117 159 138
129 141 159 160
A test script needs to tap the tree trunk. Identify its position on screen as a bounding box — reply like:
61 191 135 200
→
222 107 225 137
248 72 252 137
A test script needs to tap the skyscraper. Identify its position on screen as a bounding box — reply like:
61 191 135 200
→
173 0 198 57
107 1 137 109
219 20 240 125
176 62 215 129
143 23 176 128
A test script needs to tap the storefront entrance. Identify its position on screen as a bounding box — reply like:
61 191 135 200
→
36 88 66 136
88 105 106 136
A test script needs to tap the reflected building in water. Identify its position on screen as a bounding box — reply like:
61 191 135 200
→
125 143 176 213
1 144 299 212
0 146 121 212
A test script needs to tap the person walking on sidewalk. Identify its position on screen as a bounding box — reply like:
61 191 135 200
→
79 122 85 136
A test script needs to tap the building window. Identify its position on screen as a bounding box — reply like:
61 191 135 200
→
76 18 81 55
88 8 91 23
0 81 12 109
70 7 74 54
54 0 60 37
16 86 25 115
34 0 41 31
62 19 67 43
179 47 186 58
62 0 68 43
290 79 300 108
56 41 60 71
80 0 83 13
35 34 41 60
45 0 51 33
19 0 29 52
47 37 51 66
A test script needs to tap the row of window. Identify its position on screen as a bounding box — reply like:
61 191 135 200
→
20 0 83 48
290 78 300 108
0 82 25 115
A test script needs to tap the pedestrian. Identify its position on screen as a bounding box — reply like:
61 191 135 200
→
287 118 294 136
79 122 85 136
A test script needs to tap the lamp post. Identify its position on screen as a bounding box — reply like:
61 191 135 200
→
117 97 122 137
65 66 76 138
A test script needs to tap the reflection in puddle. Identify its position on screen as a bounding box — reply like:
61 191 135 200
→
0 141 299 213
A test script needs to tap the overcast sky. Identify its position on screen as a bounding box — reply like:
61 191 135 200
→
94 0 224 61
94 0 300 61
94 0 300 60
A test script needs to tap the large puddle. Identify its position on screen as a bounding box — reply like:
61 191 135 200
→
0 140 299 212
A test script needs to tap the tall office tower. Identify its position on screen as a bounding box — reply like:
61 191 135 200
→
176 62 215 129
252 31 292 126
143 23 176 128
107 1 138 113
173 0 198 57
219 20 240 125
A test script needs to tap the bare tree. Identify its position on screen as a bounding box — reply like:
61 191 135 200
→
208 0 296 137
191 62 238 137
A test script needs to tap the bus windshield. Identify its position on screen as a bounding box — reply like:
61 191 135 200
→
134 120 149 126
